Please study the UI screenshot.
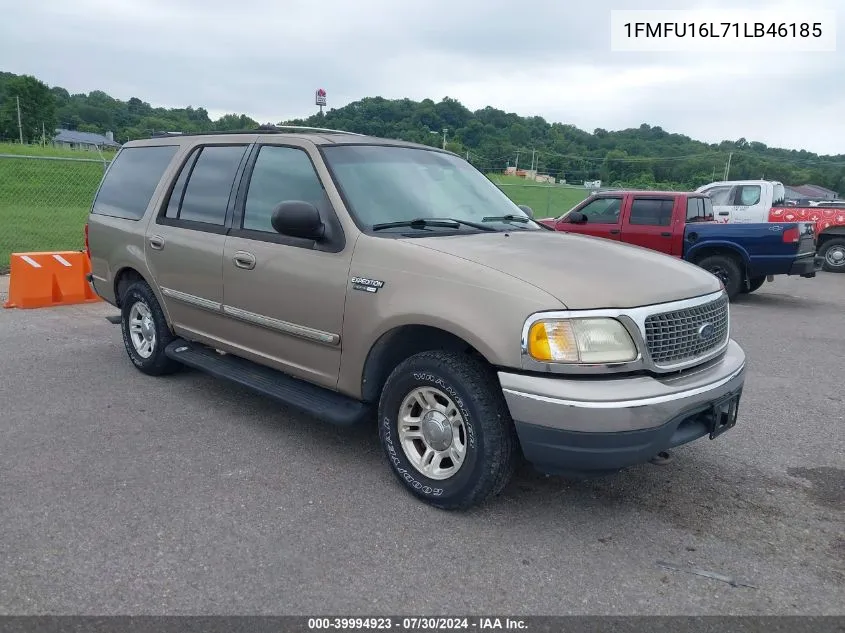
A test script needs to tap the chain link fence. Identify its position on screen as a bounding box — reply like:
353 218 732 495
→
0 153 108 272
487 178 593 219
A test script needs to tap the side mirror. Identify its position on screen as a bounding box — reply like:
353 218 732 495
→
271 201 325 240
518 204 534 219
567 211 587 224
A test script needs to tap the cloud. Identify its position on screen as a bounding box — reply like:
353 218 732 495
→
1 0 843 153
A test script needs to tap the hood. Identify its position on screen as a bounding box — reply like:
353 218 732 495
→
403 230 721 309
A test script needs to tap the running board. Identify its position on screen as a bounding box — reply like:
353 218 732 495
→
164 339 372 426
105 314 121 324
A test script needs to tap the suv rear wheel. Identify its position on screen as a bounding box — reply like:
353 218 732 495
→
377 350 519 510
120 280 181 376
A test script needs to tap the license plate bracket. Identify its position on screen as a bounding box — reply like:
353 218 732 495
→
708 390 741 440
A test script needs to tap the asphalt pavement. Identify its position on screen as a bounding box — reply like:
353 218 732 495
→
0 274 843 615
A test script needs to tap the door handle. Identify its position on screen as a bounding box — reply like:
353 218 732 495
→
718 211 730 216
232 251 256 270
609 229 620 235
149 235 165 250
661 232 671 237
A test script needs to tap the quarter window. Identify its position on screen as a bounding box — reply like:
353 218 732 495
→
92 145 178 220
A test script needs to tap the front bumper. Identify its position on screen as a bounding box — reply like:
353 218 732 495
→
499 339 746 474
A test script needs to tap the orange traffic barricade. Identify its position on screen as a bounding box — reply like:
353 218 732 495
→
3 251 101 309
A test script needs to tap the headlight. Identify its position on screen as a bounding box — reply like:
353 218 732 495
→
526 318 638 364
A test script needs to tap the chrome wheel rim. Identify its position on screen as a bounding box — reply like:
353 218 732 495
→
128 301 156 359
398 386 468 480
825 245 845 268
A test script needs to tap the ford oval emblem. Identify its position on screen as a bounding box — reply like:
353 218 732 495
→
698 323 715 340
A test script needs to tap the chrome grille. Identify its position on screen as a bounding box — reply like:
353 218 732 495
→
644 295 729 366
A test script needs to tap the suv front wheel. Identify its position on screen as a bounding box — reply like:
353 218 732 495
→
377 350 519 510
120 280 181 376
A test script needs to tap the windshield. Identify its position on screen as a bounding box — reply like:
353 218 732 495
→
321 145 543 233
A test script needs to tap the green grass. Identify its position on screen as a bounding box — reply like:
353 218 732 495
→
0 142 117 160
487 174 589 218
0 148 105 272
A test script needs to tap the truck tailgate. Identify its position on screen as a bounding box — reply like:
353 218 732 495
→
794 222 817 256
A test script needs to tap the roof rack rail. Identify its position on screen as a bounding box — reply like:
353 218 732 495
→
148 125 364 139
260 124 365 136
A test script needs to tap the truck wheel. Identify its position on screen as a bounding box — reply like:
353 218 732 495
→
697 254 742 300
120 280 181 376
377 350 519 510
819 238 845 273
743 275 766 294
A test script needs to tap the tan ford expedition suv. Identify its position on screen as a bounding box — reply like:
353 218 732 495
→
85 126 747 510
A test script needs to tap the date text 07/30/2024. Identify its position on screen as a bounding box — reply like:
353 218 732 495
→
307 617 528 630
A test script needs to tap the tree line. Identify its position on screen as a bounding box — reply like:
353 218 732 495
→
1 71 843 193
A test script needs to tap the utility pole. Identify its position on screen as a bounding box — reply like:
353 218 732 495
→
442 128 447 150
16 96 24 144
530 148 536 172
724 152 733 180
514 151 520 171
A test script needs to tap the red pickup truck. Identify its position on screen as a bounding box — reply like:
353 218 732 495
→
537 190 820 299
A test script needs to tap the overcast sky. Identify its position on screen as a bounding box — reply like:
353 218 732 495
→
1 0 842 154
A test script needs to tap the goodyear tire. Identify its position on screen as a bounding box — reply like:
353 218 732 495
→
120 280 181 376
377 350 519 510
697 254 743 300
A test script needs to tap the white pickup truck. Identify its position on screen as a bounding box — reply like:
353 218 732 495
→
696 179 845 273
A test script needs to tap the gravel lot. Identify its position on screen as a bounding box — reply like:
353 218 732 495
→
0 273 843 615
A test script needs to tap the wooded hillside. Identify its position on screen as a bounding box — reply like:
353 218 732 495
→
2 71 842 192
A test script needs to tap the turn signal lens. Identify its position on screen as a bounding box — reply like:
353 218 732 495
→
528 320 579 362
527 318 638 364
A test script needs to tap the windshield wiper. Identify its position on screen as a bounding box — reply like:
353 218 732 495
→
481 214 531 224
372 217 497 232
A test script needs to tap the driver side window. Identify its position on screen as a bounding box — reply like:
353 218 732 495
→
575 197 622 222
242 145 328 233
702 186 734 206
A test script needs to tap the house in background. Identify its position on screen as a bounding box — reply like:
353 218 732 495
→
784 183 839 203
52 129 121 151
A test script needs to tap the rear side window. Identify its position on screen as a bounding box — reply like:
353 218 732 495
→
629 198 674 226
176 145 248 226
92 145 177 220
686 197 715 222
735 185 761 206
